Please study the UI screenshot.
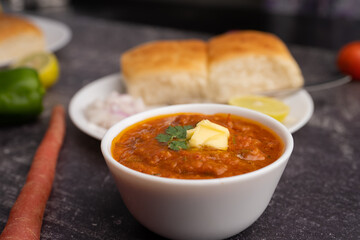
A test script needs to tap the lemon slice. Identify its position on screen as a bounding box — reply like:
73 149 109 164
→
13 52 60 89
229 95 290 122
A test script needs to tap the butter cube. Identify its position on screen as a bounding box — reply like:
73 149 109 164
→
186 120 230 150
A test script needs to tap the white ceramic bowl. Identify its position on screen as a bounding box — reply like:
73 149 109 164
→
101 104 294 240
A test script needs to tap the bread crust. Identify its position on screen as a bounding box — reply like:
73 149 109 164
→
0 14 43 43
120 31 304 105
208 30 304 102
120 40 208 105
208 30 294 65
121 40 207 81
0 14 45 63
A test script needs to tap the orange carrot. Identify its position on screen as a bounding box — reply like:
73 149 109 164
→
0 105 66 240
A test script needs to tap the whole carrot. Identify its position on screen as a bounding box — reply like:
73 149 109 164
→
0 105 66 240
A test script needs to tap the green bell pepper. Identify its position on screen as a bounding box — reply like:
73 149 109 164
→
0 67 45 124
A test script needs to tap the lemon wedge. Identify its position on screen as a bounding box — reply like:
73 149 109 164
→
13 52 60 89
229 95 290 122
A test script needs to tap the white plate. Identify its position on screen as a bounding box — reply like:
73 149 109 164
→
0 14 72 66
69 73 314 140
281 90 314 133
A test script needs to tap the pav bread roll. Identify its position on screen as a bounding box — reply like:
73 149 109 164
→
208 30 304 102
0 14 45 63
121 40 208 105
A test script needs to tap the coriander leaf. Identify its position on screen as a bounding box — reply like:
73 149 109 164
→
166 126 185 139
183 125 194 131
156 133 172 143
156 125 194 151
165 126 177 136
169 140 188 151
176 126 188 139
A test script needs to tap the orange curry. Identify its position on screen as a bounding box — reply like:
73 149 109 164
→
111 113 284 179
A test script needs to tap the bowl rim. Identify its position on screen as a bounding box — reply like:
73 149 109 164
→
101 103 294 186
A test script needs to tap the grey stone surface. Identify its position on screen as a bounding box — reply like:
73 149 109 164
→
1 9 360 240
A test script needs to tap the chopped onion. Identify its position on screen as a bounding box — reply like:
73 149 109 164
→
84 92 146 129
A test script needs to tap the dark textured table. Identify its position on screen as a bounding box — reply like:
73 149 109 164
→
1 6 360 240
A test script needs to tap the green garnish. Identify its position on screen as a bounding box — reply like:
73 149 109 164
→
156 125 194 151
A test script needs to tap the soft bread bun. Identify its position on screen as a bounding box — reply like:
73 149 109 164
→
208 30 304 102
121 40 208 105
0 14 45 63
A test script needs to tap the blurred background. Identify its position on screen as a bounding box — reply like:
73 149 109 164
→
2 0 360 50
1 1 360 239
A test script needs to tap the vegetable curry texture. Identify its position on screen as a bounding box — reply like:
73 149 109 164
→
111 113 284 179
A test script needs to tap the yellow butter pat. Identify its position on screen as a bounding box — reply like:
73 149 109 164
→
186 120 230 150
